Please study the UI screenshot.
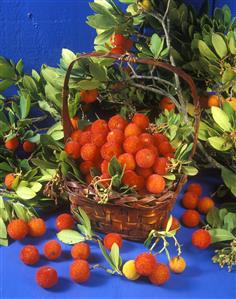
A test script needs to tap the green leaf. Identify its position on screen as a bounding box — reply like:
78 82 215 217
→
78 207 92 233
20 94 31 119
98 240 116 270
108 157 123 177
198 40 218 61
150 34 164 58
0 238 8 246
182 166 198 176
209 228 234 243
0 217 7 238
12 203 27 221
87 14 116 30
16 59 24 75
212 33 228 58
163 174 176 181
109 243 120 269
211 106 232 131
31 159 57 169
208 136 232 151
61 48 76 66
207 207 222 228
223 213 236 232
222 69 236 84
22 75 38 93
94 28 114 44
0 79 14 92
16 186 37 200
221 167 236 196
77 79 100 90
0 162 13 172
57 229 85 244
28 182 42 193
229 35 236 55
89 63 107 81
0 60 16 79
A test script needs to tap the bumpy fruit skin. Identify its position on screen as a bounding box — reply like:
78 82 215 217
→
79 161 94 175
56 213 74 231
136 167 152 178
44 240 62 260
91 119 108 135
70 260 90 283
148 263 170 285
135 253 156 276
122 170 144 191
182 191 199 209
4 173 15 190
79 131 92 145
91 132 107 147
108 114 127 131
101 160 109 174
132 113 149 130
122 260 140 280
20 245 40 265
159 97 175 111
162 216 180 231
146 174 166 194
7 219 28 240
80 143 98 161
118 153 136 170
124 123 142 138
65 141 81 159
100 142 122 161
107 129 124 144
169 256 186 273
123 136 143 154
36 266 58 288
5 137 19 151
104 233 123 250
136 148 156 169
71 129 82 142
197 197 215 214
80 89 98 104
192 229 211 249
208 95 220 107
28 218 46 237
23 141 36 153
71 242 90 260
153 133 168 145
153 157 168 175
139 133 154 147
158 141 173 156
187 183 202 197
181 210 200 228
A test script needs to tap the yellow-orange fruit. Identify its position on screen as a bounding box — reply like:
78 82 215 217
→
132 113 150 130
146 174 166 194
207 95 220 107
197 197 215 214
135 148 156 169
169 256 186 273
65 141 81 160
108 114 128 131
28 218 46 237
123 136 143 154
100 142 122 161
226 97 236 111
70 116 79 129
124 123 142 138
118 153 136 170
4 173 15 190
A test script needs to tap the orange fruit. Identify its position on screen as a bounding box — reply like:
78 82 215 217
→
103 233 123 250
28 218 46 237
107 129 124 144
182 191 199 209
91 119 108 135
153 157 168 175
71 129 82 142
23 141 36 153
132 113 150 130
36 266 58 288
192 229 211 249
79 131 92 145
146 174 166 194
181 210 200 227
207 95 220 107
135 253 156 276
187 183 202 197
80 143 98 161
4 173 15 190
226 97 236 111
101 160 109 174
70 260 90 283
80 89 98 103
118 153 136 170
100 142 122 161
123 136 143 154
5 137 19 151
139 133 154 147
65 141 81 159
135 148 156 169
56 213 75 231
122 170 144 191
153 133 168 146
71 242 90 260
79 161 94 175
7 219 28 240
108 115 128 131
162 216 180 231
197 197 215 214
159 97 175 111
20 245 40 265
148 263 170 285
70 116 79 129
158 141 173 156
124 123 142 138
44 240 62 260
136 167 153 178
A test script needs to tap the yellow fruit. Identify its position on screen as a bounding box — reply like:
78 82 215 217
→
226 97 236 111
138 0 152 11
169 256 186 274
122 260 140 280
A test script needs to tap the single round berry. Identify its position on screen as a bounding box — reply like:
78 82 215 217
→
70 260 90 283
4 173 15 190
159 97 175 111
182 191 199 209
192 229 211 249
181 210 200 228
5 137 19 151
80 143 98 161
44 240 62 260
7 219 28 240
123 136 143 154
65 141 81 159
148 263 170 285
23 140 36 153
20 245 40 265
118 153 136 170
169 256 186 273
135 252 156 276
122 260 140 280
28 218 46 237
104 233 123 250
197 197 215 214
132 113 150 130
146 174 166 194
71 242 90 260
71 129 82 142
108 114 127 131
124 123 142 138
36 266 58 288
136 148 156 169
80 89 98 104
56 213 75 231
153 157 168 175
187 183 203 197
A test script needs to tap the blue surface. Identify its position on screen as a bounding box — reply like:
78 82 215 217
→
1 174 235 299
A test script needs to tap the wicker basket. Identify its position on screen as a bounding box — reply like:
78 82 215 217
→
62 52 200 241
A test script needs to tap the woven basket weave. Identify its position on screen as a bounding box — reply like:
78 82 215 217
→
62 52 200 241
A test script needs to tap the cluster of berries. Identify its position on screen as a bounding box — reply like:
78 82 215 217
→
180 183 213 249
65 113 175 195
4 137 36 153
109 33 133 55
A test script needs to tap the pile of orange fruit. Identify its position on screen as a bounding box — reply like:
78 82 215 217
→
65 113 176 195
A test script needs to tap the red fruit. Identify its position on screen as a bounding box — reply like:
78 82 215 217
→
188 183 203 197
91 119 108 135
28 218 46 237
7 219 28 240
80 89 98 104
71 129 82 142
56 213 74 231
79 161 94 175
110 33 133 50
108 114 127 131
146 144 159 156
136 167 153 178
70 116 79 129
71 242 90 260
104 233 123 250
79 131 92 145
65 141 81 159
132 113 150 130
70 260 90 283
192 229 211 249
44 240 62 260
159 97 175 111
101 160 109 174
118 153 136 170
162 216 180 231
153 157 168 175
158 141 173 156
153 133 168 145
136 149 156 169
182 191 199 209
197 197 215 214
122 170 144 191
91 132 107 147
110 47 126 55
181 210 200 227
148 263 170 285
146 174 166 194
80 143 98 161
5 137 19 151
23 141 36 153
123 136 143 154
20 245 40 265
135 253 156 276
85 174 93 184
107 129 124 144
124 123 142 138
4 173 15 190
100 142 122 161
139 133 154 147
36 266 58 288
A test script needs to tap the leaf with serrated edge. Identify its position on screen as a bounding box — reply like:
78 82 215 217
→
57 230 85 244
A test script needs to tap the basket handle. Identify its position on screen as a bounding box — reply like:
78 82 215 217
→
62 52 200 160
